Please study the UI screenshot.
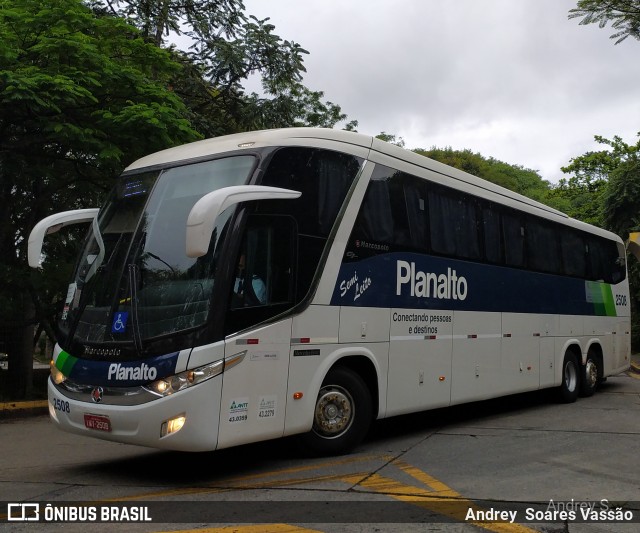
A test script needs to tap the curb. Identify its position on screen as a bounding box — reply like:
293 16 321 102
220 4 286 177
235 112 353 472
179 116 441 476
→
0 400 48 420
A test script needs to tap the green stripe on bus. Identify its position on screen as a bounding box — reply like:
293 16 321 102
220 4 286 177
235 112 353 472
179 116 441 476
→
585 281 617 317
56 350 77 376
601 284 616 317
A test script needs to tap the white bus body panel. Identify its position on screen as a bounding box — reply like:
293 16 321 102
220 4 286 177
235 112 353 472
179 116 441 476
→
47 376 222 452
500 313 544 395
451 311 502 404
217 318 293 450
387 309 452 416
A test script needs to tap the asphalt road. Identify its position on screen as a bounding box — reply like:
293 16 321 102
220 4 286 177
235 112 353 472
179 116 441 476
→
1 370 639 533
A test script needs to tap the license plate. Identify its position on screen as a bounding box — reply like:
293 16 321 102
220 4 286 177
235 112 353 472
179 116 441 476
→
84 414 111 432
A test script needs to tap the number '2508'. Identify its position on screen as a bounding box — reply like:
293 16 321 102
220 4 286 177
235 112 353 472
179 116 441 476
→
53 399 70 413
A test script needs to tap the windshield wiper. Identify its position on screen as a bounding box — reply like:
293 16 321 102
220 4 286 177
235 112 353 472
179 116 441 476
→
128 263 143 353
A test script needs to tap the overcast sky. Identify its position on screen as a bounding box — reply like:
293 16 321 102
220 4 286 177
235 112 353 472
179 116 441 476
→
242 0 639 183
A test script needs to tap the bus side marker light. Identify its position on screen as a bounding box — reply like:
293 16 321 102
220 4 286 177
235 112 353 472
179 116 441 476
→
293 392 303 400
438 376 446 382
161 414 186 437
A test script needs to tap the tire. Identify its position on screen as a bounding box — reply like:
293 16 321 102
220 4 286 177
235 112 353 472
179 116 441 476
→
299 366 372 456
558 351 580 403
580 350 601 397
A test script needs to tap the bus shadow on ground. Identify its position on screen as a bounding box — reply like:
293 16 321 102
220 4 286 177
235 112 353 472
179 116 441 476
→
77 380 624 487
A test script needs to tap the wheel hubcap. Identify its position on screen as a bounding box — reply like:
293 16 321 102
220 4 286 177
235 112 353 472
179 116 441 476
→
585 359 598 388
565 361 578 392
313 385 354 439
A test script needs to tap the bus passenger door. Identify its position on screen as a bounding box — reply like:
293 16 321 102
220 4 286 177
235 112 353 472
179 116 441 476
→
216 215 296 450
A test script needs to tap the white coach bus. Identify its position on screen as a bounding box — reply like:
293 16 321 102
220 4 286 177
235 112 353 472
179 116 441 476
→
29 128 631 454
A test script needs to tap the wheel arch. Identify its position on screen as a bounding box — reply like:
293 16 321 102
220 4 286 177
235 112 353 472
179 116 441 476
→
585 340 604 364
556 340 582 386
326 354 379 422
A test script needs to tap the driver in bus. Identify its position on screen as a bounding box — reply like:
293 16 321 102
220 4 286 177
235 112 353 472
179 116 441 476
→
234 253 267 306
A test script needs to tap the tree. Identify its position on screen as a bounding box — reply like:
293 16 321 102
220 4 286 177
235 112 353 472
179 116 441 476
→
94 0 354 134
376 132 406 148
598 134 640 234
560 133 640 348
413 146 562 209
569 0 640 44
0 0 200 397
555 134 640 231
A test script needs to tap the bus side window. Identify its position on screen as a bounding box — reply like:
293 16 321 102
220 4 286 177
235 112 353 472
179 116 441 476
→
226 215 296 334
502 211 525 268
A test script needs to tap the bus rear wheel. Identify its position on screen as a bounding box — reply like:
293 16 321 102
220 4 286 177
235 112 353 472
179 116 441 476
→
558 351 580 403
300 367 372 456
580 350 601 397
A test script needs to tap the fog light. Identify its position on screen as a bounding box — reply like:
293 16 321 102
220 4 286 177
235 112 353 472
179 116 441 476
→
161 414 186 437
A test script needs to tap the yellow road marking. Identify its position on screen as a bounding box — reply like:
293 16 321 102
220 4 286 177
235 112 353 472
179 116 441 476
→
343 461 538 533
154 525 322 533
103 472 368 502
30 454 537 532
101 454 388 502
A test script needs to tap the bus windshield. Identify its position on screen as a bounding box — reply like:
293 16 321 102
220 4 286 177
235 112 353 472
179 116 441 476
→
59 155 256 354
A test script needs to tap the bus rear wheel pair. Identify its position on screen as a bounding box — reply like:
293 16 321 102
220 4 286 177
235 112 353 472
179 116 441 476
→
559 349 602 403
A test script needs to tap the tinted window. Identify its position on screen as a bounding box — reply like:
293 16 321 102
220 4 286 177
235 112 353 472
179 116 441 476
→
587 236 625 283
347 166 428 258
527 219 561 274
428 188 480 260
560 229 586 278
482 204 502 263
260 147 363 301
503 212 525 268
260 147 362 238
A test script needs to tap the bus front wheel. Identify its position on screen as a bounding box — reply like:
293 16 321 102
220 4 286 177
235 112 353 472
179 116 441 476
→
559 351 580 403
300 367 372 456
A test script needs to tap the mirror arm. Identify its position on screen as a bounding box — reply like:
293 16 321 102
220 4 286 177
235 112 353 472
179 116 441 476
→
28 208 99 267
186 185 301 258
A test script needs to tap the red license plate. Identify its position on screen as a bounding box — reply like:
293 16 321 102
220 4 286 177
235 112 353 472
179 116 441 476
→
84 414 112 432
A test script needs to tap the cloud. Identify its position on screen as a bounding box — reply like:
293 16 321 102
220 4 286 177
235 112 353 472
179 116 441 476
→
244 0 640 182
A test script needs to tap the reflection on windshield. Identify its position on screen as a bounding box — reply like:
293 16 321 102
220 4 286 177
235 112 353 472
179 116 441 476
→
60 156 255 353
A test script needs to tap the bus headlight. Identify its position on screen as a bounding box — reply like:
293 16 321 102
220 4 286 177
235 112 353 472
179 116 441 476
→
146 359 224 397
50 360 67 385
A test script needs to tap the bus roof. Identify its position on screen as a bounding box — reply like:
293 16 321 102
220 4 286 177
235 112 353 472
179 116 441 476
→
124 128 620 243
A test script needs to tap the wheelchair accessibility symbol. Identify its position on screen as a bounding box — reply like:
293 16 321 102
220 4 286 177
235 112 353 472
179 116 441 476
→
111 311 129 334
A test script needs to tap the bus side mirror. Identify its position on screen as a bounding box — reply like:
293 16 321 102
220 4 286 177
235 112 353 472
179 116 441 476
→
186 185 301 258
28 208 100 268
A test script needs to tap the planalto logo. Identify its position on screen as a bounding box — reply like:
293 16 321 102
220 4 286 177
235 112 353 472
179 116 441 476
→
107 363 157 381
396 260 468 301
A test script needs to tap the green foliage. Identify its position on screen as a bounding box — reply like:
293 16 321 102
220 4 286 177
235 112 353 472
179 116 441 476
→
0 0 201 381
555 134 640 232
413 146 561 209
569 0 640 44
560 133 640 349
376 132 406 148
94 0 353 133
599 135 640 235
